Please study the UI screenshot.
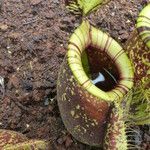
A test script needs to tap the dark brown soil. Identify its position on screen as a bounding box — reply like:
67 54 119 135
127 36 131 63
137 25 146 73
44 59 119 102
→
0 0 149 149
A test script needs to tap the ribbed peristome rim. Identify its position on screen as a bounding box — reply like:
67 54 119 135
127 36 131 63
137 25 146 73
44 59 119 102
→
67 20 134 102
137 4 150 49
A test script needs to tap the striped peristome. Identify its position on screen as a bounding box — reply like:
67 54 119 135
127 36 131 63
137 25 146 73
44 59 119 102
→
137 4 150 49
68 20 134 101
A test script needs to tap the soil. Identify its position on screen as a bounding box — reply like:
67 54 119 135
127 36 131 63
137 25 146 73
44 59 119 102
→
0 0 149 150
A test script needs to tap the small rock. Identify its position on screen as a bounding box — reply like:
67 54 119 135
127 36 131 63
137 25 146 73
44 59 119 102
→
0 23 8 32
0 76 5 98
26 124 30 128
32 89 45 101
30 0 42 5
22 80 33 92
57 137 65 145
18 93 32 103
48 105 53 112
44 11 55 19
65 136 73 148
53 0 59 4
8 32 20 40
0 0 3 12
119 30 129 40
113 24 122 31
9 75 20 88
0 76 4 89
44 98 49 106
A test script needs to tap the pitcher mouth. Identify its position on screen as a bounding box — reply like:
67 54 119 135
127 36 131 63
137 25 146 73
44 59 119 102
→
67 20 134 102
83 45 120 92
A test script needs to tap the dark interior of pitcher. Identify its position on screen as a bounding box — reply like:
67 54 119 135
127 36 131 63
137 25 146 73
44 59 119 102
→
81 46 120 92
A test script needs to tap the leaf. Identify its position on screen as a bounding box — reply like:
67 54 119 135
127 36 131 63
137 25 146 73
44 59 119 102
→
65 0 111 16
4 140 49 150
